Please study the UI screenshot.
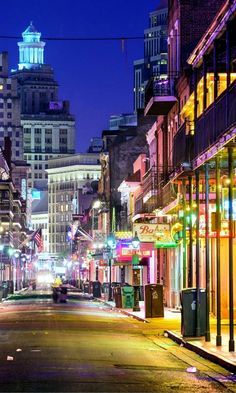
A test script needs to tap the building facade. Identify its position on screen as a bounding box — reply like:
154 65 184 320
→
134 2 168 111
0 52 24 161
11 23 76 193
47 153 101 255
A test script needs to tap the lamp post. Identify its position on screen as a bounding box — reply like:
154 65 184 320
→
132 232 140 312
107 233 116 301
0 244 4 283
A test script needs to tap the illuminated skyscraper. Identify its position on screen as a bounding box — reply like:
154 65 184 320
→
134 3 168 111
18 21 45 70
11 23 76 194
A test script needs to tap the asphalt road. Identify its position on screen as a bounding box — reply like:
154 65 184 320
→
0 292 235 393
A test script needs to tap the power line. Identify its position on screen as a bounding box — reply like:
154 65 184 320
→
0 35 144 41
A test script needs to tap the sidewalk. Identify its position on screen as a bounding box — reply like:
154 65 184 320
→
98 297 236 373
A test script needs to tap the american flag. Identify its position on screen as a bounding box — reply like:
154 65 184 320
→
32 228 43 253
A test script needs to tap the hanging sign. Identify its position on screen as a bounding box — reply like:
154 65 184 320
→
133 223 177 248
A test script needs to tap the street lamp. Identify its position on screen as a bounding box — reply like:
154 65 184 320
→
0 244 4 283
132 231 140 312
107 233 116 301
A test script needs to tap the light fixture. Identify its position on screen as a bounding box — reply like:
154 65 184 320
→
132 231 140 249
92 200 101 209
107 233 116 249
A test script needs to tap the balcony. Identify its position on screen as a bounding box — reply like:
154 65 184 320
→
161 182 178 210
0 202 14 218
194 80 236 159
144 78 177 116
142 168 158 204
173 121 194 168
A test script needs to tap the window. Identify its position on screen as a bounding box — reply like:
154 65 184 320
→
45 129 52 134
7 102 12 109
35 128 41 134
0 103 3 109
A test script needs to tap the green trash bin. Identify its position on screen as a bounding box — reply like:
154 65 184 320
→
0 286 3 302
121 286 134 308
181 288 206 337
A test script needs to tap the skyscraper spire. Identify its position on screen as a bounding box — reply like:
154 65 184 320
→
17 22 45 70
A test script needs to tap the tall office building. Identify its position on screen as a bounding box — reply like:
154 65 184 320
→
134 2 168 110
11 22 76 192
47 154 101 255
0 52 23 161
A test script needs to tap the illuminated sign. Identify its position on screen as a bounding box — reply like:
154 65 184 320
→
133 223 170 242
21 178 27 200
133 223 176 248
49 101 63 110
116 240 152 262
115 231 133 239
198 203 233 238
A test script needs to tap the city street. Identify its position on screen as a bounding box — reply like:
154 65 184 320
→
0 292 235 392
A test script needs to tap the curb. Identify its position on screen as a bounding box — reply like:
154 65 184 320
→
165 330 236 374
114 307 149 323
94 297 150 323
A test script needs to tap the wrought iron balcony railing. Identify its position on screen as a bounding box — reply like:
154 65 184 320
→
144 78 177 115
194 80 236 159
173 121 194 168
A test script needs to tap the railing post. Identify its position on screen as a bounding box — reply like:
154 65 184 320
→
188 175 193 288
215 156 222 346
205 163 211 342
195 170 201 337
228 147 235 352
182 179 187 289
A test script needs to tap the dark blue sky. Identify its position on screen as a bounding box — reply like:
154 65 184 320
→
0 0 161 152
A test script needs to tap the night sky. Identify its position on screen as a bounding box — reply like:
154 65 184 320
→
0 0 161 152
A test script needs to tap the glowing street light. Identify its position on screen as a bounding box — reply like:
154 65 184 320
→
107 233 116 301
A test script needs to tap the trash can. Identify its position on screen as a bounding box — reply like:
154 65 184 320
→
121 286 134 308
139 286 144 301
113 286 122 308
7 280 14 294
181 288 206 337
2 281 8 298
102 282 109 300
144 284 164 318
83 282 90 294
0 286 3 302
92 281 101 298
